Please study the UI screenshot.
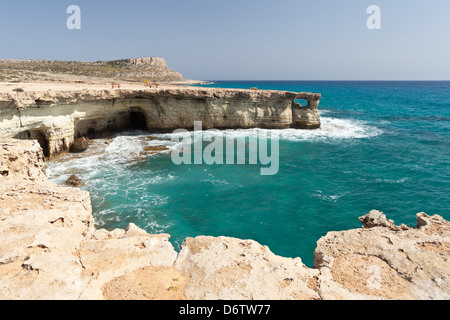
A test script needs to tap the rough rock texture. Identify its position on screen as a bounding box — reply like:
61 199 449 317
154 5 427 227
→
314 210 450 300
0 85 321 158
293 92 321 129
0 139 180 299
65 174 84 187
1 139 448 300
101 266 189 300
174 236 320 300
70 137 89 153
0 139 47 181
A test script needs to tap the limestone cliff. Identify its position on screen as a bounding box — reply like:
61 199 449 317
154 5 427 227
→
0 85 321 158
0 139 448 300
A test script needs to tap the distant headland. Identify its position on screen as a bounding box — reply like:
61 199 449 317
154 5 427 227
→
0 57 322 158
0 57 203 85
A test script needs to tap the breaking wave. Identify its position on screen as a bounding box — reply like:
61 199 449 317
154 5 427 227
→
47 116 382 184
157 116 383 144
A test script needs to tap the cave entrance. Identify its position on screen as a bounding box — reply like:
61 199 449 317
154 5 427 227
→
129 110 147 131
14 130 50 158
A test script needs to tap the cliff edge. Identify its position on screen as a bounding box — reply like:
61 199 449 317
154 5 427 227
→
0 139 448 300
0 84 321 158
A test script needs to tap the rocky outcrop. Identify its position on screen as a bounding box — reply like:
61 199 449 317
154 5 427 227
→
65 174 84 187
0 85 321 158
1 139 448 300
128 57 168 68
314 210 450 299
0 139 180 299
293 92 321 129
70 137 89 153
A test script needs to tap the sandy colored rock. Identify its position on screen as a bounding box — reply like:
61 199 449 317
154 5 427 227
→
102 266 189 300
358 209 396 229
0 139 178 300
0 82 321 158
329 254 411 299
0 139 46 181
314 211 450 300
175 236 320 300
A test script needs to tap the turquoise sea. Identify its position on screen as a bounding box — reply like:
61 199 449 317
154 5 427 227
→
47 81 450 267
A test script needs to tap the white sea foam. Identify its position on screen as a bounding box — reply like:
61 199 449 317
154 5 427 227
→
277 117 383 141
312 189 347 203
47 130 177 183
318 109 331 115
47 117 382 185
157 116 383 143
201 173 230 186
375 177 409 184
142 220 171 232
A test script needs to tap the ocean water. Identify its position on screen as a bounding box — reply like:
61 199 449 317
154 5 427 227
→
47 81 450 267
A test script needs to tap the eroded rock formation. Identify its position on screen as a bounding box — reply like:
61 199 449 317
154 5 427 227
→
0 86 321 158
1 139 448 300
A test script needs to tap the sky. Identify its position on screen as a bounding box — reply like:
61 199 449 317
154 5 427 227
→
1 0 449 80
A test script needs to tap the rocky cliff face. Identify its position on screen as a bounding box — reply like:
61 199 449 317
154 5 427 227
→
128 57 168 68
0 86 321 158
0 139 448 300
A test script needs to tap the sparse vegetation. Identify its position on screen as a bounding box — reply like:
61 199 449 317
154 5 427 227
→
0 58 184 83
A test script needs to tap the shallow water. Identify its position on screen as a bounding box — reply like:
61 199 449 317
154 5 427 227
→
47 81 450 267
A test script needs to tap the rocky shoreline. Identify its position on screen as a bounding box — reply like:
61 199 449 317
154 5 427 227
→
1 139 448 300
0 83 321 159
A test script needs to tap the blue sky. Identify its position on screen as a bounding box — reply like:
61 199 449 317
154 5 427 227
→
1 0 449 80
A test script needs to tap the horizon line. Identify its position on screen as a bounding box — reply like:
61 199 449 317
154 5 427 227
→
201 79 450 82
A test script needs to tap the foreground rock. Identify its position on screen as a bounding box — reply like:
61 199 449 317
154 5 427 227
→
314 210 450 299
0 139 47 181
0 139 449 300
175 236 320 300
0 139 180 299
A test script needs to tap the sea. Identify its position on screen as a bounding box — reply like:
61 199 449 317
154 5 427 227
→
47 81 450 267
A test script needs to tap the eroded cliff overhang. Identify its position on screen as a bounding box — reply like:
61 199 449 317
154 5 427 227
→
0 86 321 158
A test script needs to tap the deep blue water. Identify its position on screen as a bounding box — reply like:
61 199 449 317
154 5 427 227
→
48 81 450 267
